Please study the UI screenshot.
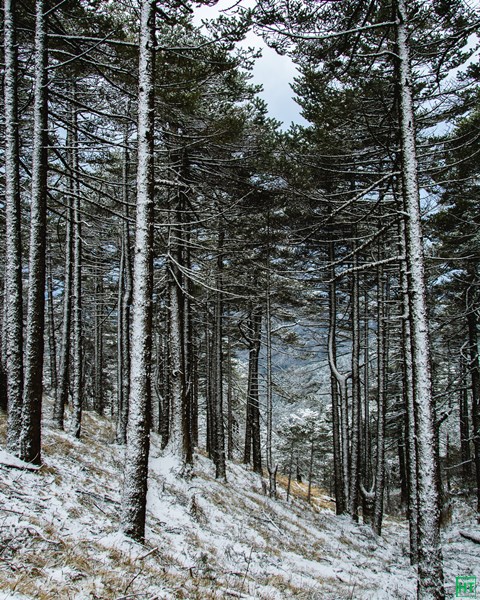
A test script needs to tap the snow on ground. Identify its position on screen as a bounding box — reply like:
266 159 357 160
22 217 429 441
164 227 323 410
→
0 405 478 599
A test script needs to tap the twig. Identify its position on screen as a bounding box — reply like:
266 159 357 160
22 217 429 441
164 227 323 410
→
240 547 253 594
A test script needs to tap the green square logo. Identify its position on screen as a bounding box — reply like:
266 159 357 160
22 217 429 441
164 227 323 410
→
456 576 476 599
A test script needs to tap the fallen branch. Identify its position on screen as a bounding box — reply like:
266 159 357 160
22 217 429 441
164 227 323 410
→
0 451 40 472
459 530 480 544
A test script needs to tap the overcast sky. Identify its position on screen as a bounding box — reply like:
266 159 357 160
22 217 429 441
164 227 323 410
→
193 1 309 130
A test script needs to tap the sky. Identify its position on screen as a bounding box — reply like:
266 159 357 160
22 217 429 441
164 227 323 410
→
192 1 309 129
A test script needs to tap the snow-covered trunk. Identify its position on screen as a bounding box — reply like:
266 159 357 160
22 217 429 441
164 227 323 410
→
373 266 386 536
53 173 73 429
46 254 58 398
165 255 186 461
348 247 361 521
307 437 314 503
4 0 24 456
116 131 132 442
396 0 444 595
158 328 170 449
459 357 472 481
399 206 419 564
206 314 214 458
266 286 277 497
69 101 83 439
121 0 155 542
243 302 263 474
214 228 226 480
251 306 263 474
328 241 346 515
21 0 49 464
117 233 125 427
226 336 234 460
466 287 480 514
183 211 196 451
362 295 373 522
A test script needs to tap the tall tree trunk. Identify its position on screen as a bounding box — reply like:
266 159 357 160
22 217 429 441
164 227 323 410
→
396 0 444 594
213 227 226 480
459 356 472 481
165 254 187 462
400 219 419 565
93 265 104 415
121 0 155 542
348 247 361 521
244 304 262 474
53 177 73 429
46 254 58 398
328 241 348 514
266 288 277 497
21 0 49 464
466 281 480 515
116 135 132 443
4 0 24 456
373 266 386 536
226 335 234 461
69 98 83 439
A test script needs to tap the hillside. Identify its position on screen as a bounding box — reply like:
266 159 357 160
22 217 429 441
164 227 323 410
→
0 406 478 600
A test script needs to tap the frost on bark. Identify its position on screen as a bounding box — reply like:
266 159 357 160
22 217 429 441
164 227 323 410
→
373 266 386 536
69 97 83 440
4 0 24 456
396 0 444 596
213 227 226 480
116 131 132 444
399 217 418 564
348 246 361 522
121 0 155 542
243 303 263 475
53 172 73 429
328 242 348 514
21 0 48 465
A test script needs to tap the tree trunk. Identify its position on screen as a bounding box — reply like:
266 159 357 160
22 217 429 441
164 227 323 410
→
328 241 348 514
116 135 132 443
266 288 277 497
53 172 73 429
466 285 480 515
4 0 24 457
121 0 155 542
373 266 386 536
396 0 444 594
69 96 83 440
213 227 226 480
93 266 104 415
459 357 472 481
46 254 58 399
243 304 263 474
227 335 234 460
21 0 49 464
348 247 361 521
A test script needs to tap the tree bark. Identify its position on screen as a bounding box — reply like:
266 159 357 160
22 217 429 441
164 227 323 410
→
348 247 361 521
4 0 24 457
213 227 226 480
466 284 480 515
373 266 386 536
69 96 83 440
20 0 49 464
328 241 348 514
121 0 155 542
396 0 444 594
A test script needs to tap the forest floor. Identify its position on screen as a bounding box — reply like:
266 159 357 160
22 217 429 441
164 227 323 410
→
0 403 479 599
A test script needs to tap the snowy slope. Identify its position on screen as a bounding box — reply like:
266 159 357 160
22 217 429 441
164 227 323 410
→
0 407 478 599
